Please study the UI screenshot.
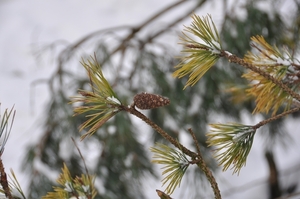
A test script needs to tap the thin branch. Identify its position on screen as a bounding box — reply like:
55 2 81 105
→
101 1 194 78
57 25 130 67
139 0 207 49
47 1 192 90
187 129 221 199
187 128 201 157
253 106 300 130
195 162 222 199
220 50 300 102
71 137 90 177
108 1 188 58
49 25 131 88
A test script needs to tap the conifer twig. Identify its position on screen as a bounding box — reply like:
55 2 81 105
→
107 1 188 62
188 128 201 156
253 106 300 130
187 128 221 199
140 0 207 49
220 50 300 102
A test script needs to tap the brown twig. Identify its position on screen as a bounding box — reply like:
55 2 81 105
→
187 128 201 156
45 1 194 91
253 106 300 130
220 50 300 102
71 137 90 177
108 1 188 58
187 128 222 199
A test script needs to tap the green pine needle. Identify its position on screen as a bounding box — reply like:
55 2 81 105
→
9 169 27 199
187 14 221 50
0 104 16 154
70 55 122 140
0 169 26 199
150 143 189 194
173 14 222 88
207 123 256 174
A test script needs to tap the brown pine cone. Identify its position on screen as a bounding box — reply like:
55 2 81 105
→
133 92 170 110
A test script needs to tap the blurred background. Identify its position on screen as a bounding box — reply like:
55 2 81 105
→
1 0 300 198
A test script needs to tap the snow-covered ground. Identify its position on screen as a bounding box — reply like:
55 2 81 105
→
1 0 300 199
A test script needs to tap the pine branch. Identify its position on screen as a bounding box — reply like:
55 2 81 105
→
188 128 201 156
106 1 189 64
173 14 222 88
173 14 300 116
207 123 256 174
220 50 300 103
140 0 207 49
42 163 96 199
253 106 300 130
70 55 122 140
207 106 300 175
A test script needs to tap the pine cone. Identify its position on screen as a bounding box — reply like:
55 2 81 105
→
133 92 170 110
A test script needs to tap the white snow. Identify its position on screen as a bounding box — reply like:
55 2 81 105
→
106 96 121 105
210 40 221 54
276 57 291 66
224 50 232 56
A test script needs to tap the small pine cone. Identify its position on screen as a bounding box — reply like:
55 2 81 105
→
133 92 170 110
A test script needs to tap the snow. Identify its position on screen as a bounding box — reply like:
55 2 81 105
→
106 96 121 105
224 50 232 56
210 40 221 54
276 57 291 66
0 0 300 199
